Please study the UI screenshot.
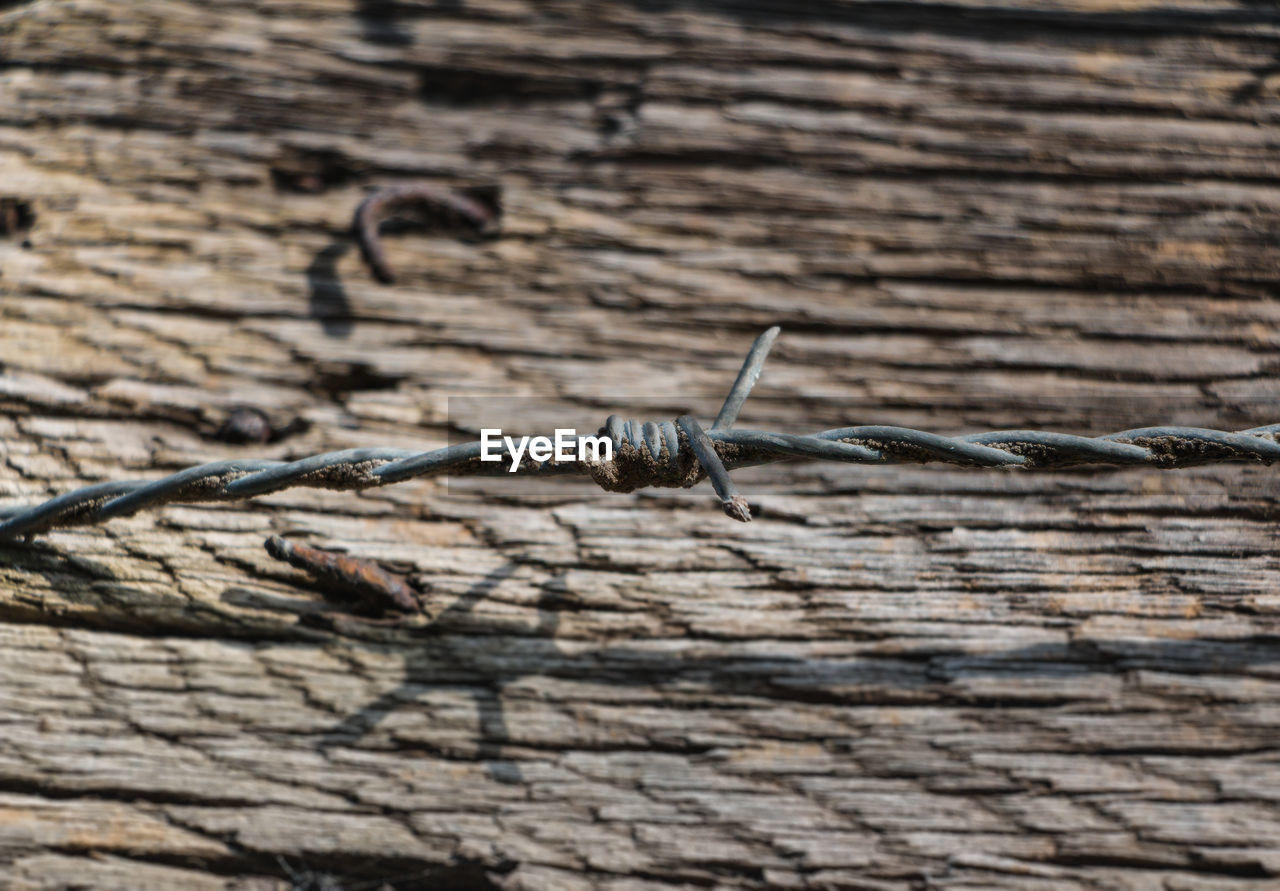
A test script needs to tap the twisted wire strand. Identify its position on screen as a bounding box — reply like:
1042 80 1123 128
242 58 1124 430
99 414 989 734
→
3 326 1278 541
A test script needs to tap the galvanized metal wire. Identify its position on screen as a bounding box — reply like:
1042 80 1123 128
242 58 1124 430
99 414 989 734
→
3 326 1279 541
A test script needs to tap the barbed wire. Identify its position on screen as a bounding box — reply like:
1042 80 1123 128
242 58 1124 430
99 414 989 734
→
3 326 1280 542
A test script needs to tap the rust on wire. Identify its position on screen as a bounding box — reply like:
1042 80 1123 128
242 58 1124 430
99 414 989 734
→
353 183 500 284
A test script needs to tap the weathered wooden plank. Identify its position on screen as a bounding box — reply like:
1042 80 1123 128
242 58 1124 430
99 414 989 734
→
3 0 1280 888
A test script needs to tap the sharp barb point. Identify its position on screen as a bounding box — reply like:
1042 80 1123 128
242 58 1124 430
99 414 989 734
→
712 326 781 431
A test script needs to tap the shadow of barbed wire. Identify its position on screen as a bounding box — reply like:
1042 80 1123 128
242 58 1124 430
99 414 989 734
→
304 567 1280 787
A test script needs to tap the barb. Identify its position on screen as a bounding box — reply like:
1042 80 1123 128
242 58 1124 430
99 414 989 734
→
713 325 778 431
3 327 1280 543
677 414 750 522
353 183 499 284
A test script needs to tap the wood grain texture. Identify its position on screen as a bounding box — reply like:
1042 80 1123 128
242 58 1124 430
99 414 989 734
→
2 1 1280 888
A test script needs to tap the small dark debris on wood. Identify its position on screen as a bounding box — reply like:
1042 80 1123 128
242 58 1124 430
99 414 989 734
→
214 408 309 444
264 534 421 614
215 408 273 444
270 147 363 194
